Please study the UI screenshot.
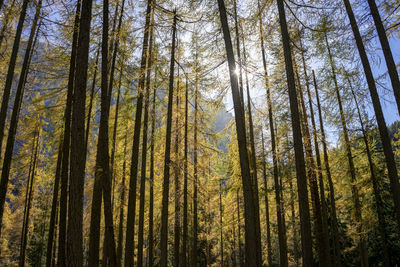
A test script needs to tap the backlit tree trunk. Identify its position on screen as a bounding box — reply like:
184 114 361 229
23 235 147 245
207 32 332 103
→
160 10 177 267
276 0 313 265
67 0 94 264
343 0 400 235
217 0 261 265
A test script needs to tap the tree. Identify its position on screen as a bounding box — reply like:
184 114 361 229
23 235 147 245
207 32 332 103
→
216 0 261 265
137 4 154 264
343 0 400 234
67 0 94 264
124 1 153 265
258 1 288 265
312 70 341 266
0 0 30 235
160 10 177 267
88 0 118 265
276 0 313 265
0 0 29 173
366 0 400 116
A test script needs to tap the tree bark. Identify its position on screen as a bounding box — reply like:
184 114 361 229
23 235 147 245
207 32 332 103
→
216 0 261 265
108 0 127 205
67 0 93 264
241 24 262 265
350 81 391 266
148 63 157 267
312 70 341 267
295 65 327 267
173 73 181 267
233 0 244 108
137 5 154 264
110 58 123 209
85 45 100 152
107 0 125 106
261 132 273 267
0 0 40 239
324 27 368 266
304 62 331 267
117 127 128 263
288 167 300 267
182 76 189 267
191 54 199 267
19 130 39 267
219 179 224 266
236 190 243 267
46 140 63 267
258 2 288 265
88 0 118 265
343 0 400 234
0 0 29 169
276 0 313 265
58 1 82 265
124 1 153 265
298 47 331 267
160 10 177 267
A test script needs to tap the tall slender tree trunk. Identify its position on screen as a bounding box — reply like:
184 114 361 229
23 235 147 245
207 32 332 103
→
0 0 40 239
67 0 94 264
236 190 243 267
367 0 400 115
295 65 327 267
350 82 391 267
137 5 154 264
233 0 244 107
337 84 367 267
19 129 39 267
148 67 157 267
110 62 123 209
258 2 288 265
312 70 341 267
88 0 118 265
217 1 261 265
117 126 128 263
304 60 331 267
86 48 102 267
0 0 29 169
58 1 82 265
261 132 273 267
276 0 313 265
174 75 181 267
324 28 368 266
219 179 224 266
343 0 400 233
46 140 63 267
191 57 199 267
160 10 177 267
0 0 17 53
107 0 125 105
241 25 262 265
51 205 59 267
108 0 126 206
231 202 237 266
297 47 331 266
288 168 300 267
182 76 189 267
124 1 153 266
85 45 100 152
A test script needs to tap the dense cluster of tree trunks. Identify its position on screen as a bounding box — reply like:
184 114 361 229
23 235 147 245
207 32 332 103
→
0 0 400 266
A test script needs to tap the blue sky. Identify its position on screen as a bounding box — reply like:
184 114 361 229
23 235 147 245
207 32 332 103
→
370 35 400 125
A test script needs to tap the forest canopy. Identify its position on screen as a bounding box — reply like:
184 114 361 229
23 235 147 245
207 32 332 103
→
0 0 400 266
